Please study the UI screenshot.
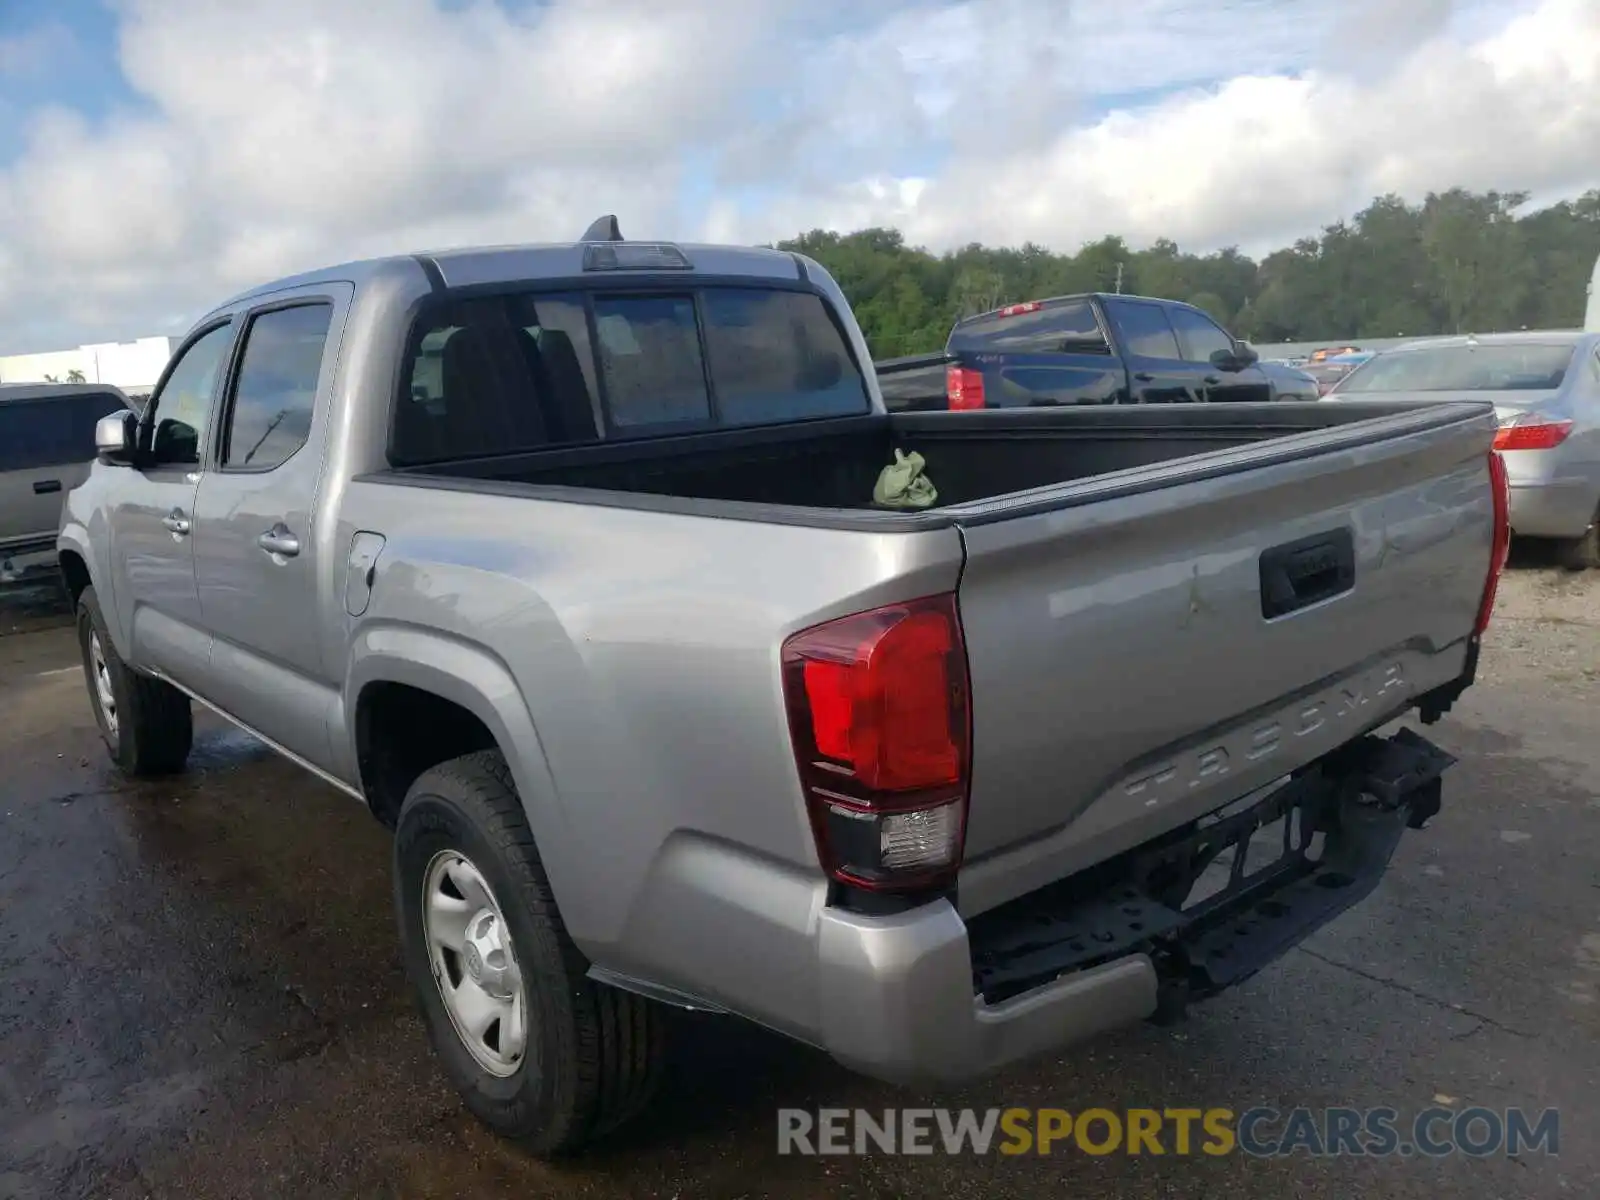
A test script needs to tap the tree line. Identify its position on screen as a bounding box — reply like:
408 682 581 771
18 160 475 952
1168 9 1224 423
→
775 189 1600 358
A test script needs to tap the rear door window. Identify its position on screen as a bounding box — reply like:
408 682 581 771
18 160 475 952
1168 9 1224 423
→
222 303 333 470
949 299 1106 353
1106 300 1182 360
0 391 127 472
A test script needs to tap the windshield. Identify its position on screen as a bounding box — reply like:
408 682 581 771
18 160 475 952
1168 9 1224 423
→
1336 343 1577 393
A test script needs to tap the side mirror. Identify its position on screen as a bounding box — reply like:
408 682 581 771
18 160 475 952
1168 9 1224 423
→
95 410 139 465
1210 344 1260 373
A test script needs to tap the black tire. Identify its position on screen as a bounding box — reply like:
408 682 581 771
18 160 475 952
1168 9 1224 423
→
1556 514 1600 570
76 585 193 776
394 750 667 1156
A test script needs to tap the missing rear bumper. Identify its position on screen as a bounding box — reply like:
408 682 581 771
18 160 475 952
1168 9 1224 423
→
967 727 1455 1013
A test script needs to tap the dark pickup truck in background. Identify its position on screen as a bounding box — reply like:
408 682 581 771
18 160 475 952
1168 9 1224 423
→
877 292 1319 411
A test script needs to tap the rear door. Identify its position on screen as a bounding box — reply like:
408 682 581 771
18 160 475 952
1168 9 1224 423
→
1164 304 1272 403
0 391 126 554
191 288 348 768
1101 298 1206 403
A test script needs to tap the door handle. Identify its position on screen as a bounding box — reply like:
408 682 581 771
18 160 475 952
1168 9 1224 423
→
258 524 301 559
161 510 191 536
1203 375 1221 386
1133 371 1155 382
32 479 61 495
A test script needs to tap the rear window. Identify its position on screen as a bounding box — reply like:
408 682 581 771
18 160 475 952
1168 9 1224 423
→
1338 344 1578 393
392 285 869 465
0 391 126 473
948 299 1108 354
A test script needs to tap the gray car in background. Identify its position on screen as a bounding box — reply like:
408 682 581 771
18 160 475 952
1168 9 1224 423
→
0 384 132 581
1328 331 1600 567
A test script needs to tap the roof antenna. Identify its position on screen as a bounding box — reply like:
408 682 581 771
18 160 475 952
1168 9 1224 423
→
581 215 623 242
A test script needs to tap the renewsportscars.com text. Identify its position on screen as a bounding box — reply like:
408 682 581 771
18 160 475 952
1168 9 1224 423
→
777 1106 1559 1158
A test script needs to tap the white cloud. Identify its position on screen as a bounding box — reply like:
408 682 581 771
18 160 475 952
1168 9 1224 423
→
0 0 1595 351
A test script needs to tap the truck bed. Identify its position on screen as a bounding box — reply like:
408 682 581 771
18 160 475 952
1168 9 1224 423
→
368 397 1496 922
384 401 1451 521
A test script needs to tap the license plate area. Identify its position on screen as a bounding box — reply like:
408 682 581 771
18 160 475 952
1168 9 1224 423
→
967 729 1454 1005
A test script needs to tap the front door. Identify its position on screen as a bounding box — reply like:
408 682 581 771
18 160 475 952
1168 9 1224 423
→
191 292 346 769
1165 305 1272 403
1102 298 1207 403
106 321 238 688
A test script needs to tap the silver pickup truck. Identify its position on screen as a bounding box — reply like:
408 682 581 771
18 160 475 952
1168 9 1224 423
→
59 221 1508 1155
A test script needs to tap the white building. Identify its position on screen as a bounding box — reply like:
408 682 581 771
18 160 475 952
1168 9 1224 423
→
0 335 176 394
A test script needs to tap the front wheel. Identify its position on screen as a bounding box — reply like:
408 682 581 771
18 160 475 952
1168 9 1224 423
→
394 750 667 1156
76 586 193 776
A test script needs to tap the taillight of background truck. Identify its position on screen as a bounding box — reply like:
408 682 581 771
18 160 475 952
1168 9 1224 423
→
1475 450 1511 636
781 594 972 892
946 365 985 410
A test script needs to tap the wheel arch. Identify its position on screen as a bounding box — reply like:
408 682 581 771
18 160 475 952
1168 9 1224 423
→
346 626 569 885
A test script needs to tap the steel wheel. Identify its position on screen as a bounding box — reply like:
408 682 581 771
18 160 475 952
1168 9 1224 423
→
89 631 119 739
422 849 529 1078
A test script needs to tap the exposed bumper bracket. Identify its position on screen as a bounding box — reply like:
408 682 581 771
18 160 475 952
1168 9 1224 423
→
966 727 1455 1016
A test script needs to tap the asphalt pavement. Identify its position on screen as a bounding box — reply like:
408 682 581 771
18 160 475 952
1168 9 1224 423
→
2 559 1598 1198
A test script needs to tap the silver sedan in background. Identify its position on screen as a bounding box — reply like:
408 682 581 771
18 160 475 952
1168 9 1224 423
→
1327 331 1600 568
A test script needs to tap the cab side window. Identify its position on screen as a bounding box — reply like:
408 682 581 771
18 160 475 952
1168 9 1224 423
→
1166 306 1236 364
1106 299 1181 360
147 323 234 466
222 304 334 470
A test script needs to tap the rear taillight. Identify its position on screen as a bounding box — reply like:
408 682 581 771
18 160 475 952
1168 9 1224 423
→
781 594 972 892
1475 450 1510 636
946 366 985 411
997 301 1042 317
1493 419 1572 451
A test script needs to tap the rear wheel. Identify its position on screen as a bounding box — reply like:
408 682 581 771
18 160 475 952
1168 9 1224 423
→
394 750 667 1156
1555 507 1600 570
76 586 193 775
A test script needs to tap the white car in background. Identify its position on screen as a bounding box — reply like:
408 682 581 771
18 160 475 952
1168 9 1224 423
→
1328 331 1600 567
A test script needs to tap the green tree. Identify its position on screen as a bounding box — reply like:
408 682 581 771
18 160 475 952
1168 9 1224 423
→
775 187 1600 356
1186 291 1230 324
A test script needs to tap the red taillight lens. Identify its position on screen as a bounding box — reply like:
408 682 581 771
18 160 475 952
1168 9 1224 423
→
1493 419 1572 451
946 366 985 411
997 301 1042 317
1475 450 1510 636
782 594 972 891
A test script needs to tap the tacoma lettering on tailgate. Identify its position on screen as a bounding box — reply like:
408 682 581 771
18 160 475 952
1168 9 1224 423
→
1122 662 1408 809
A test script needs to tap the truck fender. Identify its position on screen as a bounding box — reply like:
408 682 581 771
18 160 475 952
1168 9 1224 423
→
56 522 132 659
344 623 567 843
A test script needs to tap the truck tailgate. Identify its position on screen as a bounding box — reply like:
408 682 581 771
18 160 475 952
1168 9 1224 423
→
950 403 1496 916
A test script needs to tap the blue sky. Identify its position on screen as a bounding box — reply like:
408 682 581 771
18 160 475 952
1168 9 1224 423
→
0 1 127 161
0 0 1592 352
